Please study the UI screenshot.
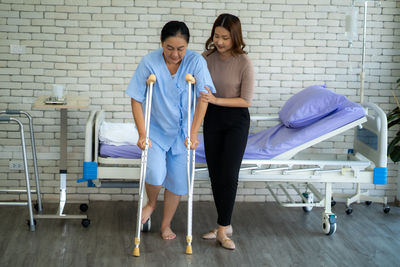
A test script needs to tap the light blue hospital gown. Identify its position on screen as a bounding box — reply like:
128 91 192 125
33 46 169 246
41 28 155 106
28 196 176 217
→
126 48 215 195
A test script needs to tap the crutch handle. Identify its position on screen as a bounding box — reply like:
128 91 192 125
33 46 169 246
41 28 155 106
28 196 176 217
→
146 74 156 85
185 74 196 84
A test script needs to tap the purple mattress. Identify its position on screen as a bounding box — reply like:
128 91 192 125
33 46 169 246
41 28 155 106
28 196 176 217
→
99 99 365 163
100 144 142 159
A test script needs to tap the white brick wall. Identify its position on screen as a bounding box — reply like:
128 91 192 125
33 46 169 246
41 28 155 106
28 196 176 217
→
0 0 399 203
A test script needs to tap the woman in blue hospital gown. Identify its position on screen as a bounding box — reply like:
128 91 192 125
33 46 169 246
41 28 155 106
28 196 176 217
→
126 21 215 240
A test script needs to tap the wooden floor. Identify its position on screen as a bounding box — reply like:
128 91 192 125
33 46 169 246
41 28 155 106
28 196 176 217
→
0 200 399 267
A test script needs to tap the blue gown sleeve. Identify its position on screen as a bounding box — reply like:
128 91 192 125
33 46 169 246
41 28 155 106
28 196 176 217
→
193 55 216 98
125 56 152 103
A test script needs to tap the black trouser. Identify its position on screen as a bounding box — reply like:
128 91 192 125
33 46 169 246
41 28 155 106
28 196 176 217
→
203 104 250 226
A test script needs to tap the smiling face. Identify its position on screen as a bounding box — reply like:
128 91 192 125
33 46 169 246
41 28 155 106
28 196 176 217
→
161 35 188 65
213 26 233 56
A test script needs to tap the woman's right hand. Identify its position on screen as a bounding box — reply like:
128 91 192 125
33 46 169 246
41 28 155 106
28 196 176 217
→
137 135 151 150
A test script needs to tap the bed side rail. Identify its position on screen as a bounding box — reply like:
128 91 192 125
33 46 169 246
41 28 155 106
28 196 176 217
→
250 115 280 121
353 102 387 184
78 110 105 185
84 110 96 162
94 110 105 162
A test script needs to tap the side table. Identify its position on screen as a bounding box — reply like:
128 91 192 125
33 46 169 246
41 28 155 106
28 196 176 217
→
33 95 90 227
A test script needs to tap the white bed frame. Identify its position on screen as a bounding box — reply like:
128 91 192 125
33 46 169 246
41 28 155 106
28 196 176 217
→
80 103 388 235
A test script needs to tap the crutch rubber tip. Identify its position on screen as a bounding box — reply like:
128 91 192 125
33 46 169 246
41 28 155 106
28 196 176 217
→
186 245 192 255
133 247 140 257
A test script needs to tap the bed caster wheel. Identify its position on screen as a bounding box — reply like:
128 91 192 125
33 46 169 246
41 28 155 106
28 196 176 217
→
141 218 151 232
302 192 313 212
345 207 353 215
80 203 89 212
383 206 390 214
302 206 312 212
81 219 90 227
322 214 337 236
365 201 372 206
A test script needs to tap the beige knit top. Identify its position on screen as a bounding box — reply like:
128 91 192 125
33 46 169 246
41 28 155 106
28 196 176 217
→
202 50 254 104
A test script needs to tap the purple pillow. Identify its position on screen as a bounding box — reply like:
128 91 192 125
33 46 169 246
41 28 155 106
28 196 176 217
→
279 85 346 128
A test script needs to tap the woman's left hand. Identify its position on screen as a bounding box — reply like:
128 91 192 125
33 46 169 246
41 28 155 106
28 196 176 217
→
185 133 200 150
200 87 217 104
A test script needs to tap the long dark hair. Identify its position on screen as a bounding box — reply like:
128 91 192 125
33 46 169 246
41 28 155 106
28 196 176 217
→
161 21 190 43
205 13 246 56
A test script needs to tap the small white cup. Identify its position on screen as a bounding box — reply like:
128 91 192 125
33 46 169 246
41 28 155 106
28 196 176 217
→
52 84 64 99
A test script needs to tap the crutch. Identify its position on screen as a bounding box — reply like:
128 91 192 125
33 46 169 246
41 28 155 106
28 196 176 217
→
133 74 156 257
0 116 35 231
0 110 43 213
185 73 196 255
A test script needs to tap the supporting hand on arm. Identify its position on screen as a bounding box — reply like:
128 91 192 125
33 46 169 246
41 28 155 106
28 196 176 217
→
200 87 250 108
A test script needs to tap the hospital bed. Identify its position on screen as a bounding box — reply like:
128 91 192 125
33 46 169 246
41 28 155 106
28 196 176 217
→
79 92 388 236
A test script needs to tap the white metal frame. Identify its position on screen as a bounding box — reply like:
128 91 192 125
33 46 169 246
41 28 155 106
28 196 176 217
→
0 116 36 231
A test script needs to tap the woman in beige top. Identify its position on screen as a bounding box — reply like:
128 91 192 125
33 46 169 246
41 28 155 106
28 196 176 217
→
200 13 254 250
